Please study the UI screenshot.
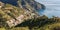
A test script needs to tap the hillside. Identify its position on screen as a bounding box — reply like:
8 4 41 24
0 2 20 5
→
0 0 60 30
0 0 43 28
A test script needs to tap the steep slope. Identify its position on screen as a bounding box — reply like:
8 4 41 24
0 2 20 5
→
0 0 43 27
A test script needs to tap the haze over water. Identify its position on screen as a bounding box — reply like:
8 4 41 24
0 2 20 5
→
36 0 60 17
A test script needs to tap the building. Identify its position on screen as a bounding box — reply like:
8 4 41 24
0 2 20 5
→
0 2 4 8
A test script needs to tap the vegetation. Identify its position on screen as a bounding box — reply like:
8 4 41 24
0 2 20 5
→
0 15 60 30
0 0 60 30
15 15 60 30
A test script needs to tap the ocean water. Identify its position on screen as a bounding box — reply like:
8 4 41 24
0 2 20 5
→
35 0 60 17
0 0 18 6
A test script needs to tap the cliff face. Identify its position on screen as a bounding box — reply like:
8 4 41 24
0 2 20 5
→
0 0 45 27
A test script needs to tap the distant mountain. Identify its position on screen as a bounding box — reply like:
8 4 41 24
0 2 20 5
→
18 0 45 10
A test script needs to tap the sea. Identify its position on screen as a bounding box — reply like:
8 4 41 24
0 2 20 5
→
35 0 60 18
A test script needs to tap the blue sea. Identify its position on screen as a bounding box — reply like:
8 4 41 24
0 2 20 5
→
0 0 18 6
35 0 60 18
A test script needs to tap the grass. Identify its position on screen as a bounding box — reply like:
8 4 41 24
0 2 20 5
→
0 28 6 30
11 27 29 30
0 27 29 30
39 22 60 30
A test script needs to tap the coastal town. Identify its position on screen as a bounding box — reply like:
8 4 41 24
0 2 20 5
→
0 1 39 28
